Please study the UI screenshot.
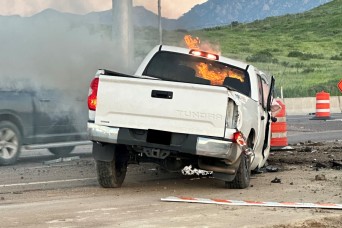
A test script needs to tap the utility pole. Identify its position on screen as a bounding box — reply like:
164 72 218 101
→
112 0 134 72
158 0 162 44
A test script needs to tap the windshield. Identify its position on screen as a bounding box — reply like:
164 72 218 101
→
143 51 251 96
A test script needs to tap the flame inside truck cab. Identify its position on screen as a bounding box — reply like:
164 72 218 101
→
183 35 245 86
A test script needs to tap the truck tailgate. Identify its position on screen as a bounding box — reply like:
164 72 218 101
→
95 76 228 137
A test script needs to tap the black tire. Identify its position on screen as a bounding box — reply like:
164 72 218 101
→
0 121 22 165
225 153 251 189
95 145 128 188
48 146 75 157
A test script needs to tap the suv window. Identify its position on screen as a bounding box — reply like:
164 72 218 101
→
144 51 251 96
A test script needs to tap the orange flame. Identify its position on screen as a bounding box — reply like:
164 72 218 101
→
183 35 244 85
196 63 245 85
196 63 226 85
184 35 200 50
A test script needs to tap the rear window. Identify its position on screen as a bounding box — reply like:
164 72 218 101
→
143 51 251 96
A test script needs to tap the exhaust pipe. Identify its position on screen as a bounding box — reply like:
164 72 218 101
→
198 159 236 175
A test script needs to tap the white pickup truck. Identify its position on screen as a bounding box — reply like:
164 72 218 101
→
87 45 275 189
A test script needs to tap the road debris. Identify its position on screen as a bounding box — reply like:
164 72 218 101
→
315 162 327 168
181 165 213 176
43 156 81 165
331 160 342 170
315 174 327 181
271 177 281 183
266 166 279 172
161 196 342 210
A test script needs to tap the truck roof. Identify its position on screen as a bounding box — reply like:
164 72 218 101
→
160 45 249 70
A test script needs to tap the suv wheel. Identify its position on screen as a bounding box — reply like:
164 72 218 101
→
0 121 22 165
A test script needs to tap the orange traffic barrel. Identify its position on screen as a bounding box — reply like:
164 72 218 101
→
314 91 330 119
271 99 288 148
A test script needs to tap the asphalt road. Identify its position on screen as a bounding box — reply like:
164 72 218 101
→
287 113 342 143
0 114 341 227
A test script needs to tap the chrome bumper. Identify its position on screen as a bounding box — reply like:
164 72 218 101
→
88 123 237 160
87 123 119 144
196 137 234 159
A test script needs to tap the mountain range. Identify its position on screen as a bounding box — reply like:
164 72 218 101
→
1 0 332 30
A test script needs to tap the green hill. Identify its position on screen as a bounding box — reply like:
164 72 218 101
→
160 0 342 97
196 0 342 97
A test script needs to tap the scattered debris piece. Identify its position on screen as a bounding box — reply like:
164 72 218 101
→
331 160 342 170
304 147 312 152
181 165 213 176
43 156 81 165
315 162 327 168
315 174 327 181
266 166 279 172
271 177 281 183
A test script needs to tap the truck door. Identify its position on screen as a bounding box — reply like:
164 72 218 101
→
262 76 275 155
256 75 267 154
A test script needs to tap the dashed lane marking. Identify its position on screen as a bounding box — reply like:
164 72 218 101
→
0 178 96 188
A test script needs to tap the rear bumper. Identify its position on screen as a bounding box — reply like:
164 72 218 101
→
88 123 237 160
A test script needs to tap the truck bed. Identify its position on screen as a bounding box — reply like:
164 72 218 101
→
95 76 228 137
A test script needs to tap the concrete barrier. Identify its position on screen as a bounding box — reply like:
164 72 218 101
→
283 96 342 115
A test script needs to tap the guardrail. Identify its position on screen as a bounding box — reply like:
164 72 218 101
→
283 96 342 115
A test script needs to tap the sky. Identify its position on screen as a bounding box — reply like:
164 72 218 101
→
0 0 208 19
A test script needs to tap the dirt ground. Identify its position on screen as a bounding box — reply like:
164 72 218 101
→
0 140 341 227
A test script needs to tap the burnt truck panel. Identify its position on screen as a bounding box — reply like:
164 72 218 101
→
0 90 88 165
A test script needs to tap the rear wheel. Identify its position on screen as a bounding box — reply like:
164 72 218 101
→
48 146 75 157
95 145 128 188
0 121 22 165
225 153 251 189
225 136 253 189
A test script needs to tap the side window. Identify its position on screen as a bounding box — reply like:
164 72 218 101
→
257 75 264 108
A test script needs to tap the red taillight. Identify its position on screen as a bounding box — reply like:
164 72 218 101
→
189 49 219 60
233 132 246 146
88 77 99 111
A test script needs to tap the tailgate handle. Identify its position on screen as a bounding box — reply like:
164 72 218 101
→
151 90 173 99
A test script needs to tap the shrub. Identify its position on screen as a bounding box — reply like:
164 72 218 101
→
288 51 304 57
302 68 315 73
246 51 278 63
288 51 324 60
330 53 342 60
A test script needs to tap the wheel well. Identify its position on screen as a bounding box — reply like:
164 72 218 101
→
248 129 256 148
0 114 24 137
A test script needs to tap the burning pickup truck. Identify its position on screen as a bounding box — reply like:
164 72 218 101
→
87 44 275 189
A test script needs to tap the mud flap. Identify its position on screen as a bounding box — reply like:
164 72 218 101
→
212 156 241 181
92 142 115 162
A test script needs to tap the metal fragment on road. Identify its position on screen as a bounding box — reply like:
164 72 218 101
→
161 196 342 210
181 165 213 176
43 156 80 165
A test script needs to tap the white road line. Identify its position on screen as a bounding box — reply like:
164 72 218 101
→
0 178 96 188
